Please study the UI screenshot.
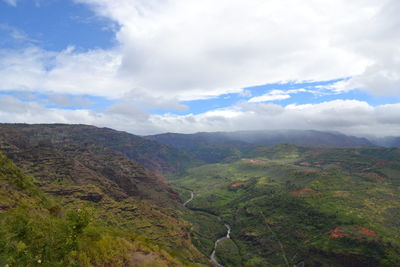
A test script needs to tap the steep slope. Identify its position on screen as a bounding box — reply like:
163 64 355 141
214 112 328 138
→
0 152 199 266
0 124 207 265
1 123 197 174
0 124 179 205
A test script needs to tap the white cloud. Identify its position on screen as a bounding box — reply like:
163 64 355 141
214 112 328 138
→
1 95 400 137
325 0 400 96
2 0 17 7
1 0 400 135
0 24 35 43
73 0 375 99
249 90 291 103
1 0 399 105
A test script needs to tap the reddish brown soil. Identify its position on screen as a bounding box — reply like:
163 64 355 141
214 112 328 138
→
330 227 349 238
358 227 378 237
330 226 379 240
231 182 250 188
290 188 317 195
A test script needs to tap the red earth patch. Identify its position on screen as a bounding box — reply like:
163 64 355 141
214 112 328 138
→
231 182 250 188
290 188 317 195
330 227 349 239
358 227 378 237
330 226 379 240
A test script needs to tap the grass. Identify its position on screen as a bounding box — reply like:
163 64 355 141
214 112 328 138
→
0 152 207 266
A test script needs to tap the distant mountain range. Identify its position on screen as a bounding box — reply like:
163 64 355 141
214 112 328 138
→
145 129 374 147
145 129 400 163
371 136 400 147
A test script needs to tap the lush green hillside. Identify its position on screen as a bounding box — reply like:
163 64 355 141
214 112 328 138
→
172 144 400 266
0 152 207 266
0 125 209 266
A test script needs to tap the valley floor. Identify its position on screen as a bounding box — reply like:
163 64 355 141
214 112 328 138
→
173 144 400 266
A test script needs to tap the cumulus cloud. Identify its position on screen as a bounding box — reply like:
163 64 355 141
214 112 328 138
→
1 0 400 135
327 0 400 96
1 96 399 137
2 0 399 105
73 0 375 99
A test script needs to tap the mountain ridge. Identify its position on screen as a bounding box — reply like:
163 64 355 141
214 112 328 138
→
145 129 374 147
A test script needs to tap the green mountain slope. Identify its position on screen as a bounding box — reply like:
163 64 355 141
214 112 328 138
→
1 123 198 174
0 125 208 266
172 144 400 266
0 152 205 266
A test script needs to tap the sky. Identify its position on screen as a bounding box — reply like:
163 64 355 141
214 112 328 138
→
0 0 400 136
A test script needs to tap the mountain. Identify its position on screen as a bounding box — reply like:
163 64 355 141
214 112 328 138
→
370 136 400 148
1 123 197 174
0 124 188 204
145 130 373 163
0 151 206 266
2 123 400 266
146 130 373 147
0 124 207 265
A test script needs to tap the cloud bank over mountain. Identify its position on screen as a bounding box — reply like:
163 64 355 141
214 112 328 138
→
0 0 399 135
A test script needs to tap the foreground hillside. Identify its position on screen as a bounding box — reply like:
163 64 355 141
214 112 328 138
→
173 144 400 266
0 152 206 266
0 124 207 266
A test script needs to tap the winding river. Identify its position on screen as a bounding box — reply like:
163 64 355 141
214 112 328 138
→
210 224 231 266
183 190 194 206
183 190 231 267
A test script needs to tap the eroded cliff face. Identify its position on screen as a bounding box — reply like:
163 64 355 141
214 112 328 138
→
0 124 208 266
1 124 197 174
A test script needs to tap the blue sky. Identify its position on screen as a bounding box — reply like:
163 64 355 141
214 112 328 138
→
0 0 116 51
0 0 399 136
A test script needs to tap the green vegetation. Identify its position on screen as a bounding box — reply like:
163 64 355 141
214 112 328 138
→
2 124 400 266
215 239 241 267
0 152 205 266
173 145 400 266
